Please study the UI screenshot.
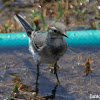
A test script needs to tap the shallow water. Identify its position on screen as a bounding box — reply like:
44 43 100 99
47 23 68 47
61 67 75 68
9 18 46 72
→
0 46 100 100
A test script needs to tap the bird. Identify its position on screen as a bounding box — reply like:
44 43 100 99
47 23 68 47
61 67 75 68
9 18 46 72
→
14 14 68 84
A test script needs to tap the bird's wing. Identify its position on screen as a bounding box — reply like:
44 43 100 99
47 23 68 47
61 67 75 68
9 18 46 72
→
32 31 48 51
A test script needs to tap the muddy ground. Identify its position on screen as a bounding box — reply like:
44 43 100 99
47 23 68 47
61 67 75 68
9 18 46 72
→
0 46 100 100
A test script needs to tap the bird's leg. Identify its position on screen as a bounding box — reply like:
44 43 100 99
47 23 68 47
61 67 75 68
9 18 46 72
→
36 62 40 88
33 62 40 96
36 62 40 78
54 62 60 84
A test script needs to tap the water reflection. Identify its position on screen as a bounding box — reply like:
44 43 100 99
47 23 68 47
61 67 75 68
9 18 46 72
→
11 72 58 99
33 83 58 100
43 84 58 100
32 69 58 99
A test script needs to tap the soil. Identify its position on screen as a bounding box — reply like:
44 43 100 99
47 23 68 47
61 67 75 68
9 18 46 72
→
0 46 100 100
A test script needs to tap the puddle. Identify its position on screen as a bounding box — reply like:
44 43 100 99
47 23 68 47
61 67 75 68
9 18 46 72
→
0 46 100 100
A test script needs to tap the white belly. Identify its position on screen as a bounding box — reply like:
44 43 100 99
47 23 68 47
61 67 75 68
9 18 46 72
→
29 39 40 62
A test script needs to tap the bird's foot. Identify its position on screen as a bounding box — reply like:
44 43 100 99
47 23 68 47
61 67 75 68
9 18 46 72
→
49 64 60 73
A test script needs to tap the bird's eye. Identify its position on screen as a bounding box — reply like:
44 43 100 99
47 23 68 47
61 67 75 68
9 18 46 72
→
53 29 57 33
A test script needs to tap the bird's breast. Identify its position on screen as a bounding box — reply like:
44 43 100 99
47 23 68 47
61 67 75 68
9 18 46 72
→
49 39 67 56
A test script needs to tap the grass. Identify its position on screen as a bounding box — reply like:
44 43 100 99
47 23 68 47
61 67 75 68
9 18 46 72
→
27 0 66 31
0 0 100 33
3 24 8 33
8 84 19 100
55 0 66 22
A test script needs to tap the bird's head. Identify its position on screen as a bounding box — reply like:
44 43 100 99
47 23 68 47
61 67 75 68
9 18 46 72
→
48 22 68 39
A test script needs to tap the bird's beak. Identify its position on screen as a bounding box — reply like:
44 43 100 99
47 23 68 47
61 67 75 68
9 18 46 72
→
62 33 68 38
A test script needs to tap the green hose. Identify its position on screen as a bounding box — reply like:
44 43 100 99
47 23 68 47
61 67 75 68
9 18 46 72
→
66 30 100 46
0 30 100 47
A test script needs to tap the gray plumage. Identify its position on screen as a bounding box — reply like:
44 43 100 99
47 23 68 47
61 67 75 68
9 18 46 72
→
14 14 68 83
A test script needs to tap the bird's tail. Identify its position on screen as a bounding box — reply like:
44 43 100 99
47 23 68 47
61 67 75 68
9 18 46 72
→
14 14 34 32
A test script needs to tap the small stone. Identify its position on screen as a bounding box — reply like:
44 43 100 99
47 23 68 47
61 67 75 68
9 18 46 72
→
78 63 80 65
4 65 8 69
97 6 100 10
32 92 37 97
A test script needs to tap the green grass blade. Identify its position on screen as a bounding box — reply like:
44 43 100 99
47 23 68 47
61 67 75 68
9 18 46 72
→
55 9 66 22
8 91 13 100
55 0 66 22
41 13 46 30
13 84 19 93
3 24 8 33
57 0 62 12
31 21 37 29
